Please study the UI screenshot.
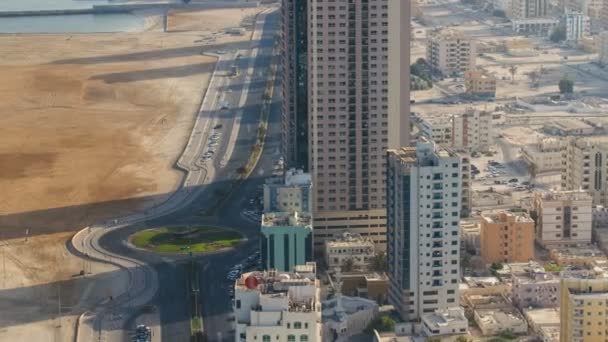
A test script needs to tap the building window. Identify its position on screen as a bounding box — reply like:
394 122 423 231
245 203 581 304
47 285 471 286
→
288 336 295 342
263 335 271 342
294 322 302 329
300 335 309 342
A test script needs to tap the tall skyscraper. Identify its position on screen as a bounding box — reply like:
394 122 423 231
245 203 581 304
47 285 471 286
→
386 139 462 321
281 0 309 170
294 0 410 248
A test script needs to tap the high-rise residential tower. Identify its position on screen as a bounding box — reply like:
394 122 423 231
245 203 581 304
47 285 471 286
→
387 139 462 321
281 0 309 170
303 0 410 248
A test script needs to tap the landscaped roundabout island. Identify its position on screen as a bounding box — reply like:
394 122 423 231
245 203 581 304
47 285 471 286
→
130 226 244 254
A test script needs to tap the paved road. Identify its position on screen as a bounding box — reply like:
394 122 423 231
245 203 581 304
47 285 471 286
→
78 7 280 342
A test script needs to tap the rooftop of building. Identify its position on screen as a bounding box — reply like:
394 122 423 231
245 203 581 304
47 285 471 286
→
570 136 608 148
535 190 592 202
321 295 378 322
545 118 594 131
373 331 414 342
550 244 606 260
284 168 312 186
421 307 468 329
475 307 527 327
428 27 471 40
463 276 501 288
481 211 533 224
523 308 560 328
511 17 559 24
464 293 511 309
261 211 312 228
465 69 496 80
460 218 480 232
325 232 375 248
539 326 560 342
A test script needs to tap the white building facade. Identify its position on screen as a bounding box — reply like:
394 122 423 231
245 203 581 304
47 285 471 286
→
564 11 590 42
263 169 313 213
234 263 322 342
324 232 375 271
387 139 462 321
452 110 493 153
561 137 608 206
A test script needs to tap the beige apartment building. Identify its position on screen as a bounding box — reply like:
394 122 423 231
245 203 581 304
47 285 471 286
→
426 28 476 76
452 109 493 154
464 70 496 98
560 270 608 342
533 191 593 248
521 138 566 173
480 212 535 264
562 137 608 206
510 0 548 19
308 0 410 248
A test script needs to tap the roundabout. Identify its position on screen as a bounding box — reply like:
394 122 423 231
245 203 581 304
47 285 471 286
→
130 225 245 254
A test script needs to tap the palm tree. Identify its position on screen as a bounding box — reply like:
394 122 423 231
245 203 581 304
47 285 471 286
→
509 65 518 83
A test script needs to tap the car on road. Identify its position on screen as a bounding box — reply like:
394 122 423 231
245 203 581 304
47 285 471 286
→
214 124 223 130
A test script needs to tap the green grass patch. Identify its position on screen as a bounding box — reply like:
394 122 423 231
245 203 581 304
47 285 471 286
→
131 226 243 254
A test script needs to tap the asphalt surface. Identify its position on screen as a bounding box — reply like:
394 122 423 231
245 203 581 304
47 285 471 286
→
97 9 280 342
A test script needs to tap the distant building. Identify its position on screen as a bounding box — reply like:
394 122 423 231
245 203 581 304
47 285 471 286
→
509 0 548 19
599 32 608 66
261 211 313 272
464 70 497 98
511 18 559 36
263 168 312 213
542 118 594 137
420 307 468 337
549 245 606 266
460 218 481 251
387 139 462 321
564 11 590 42
411 113 453 146
521 138 566 173
426 28 476 76
338 272 389 305
532 191 593 248
480 212 535 264
324 232 375 272
560 269 608 342
511 261 560 309
561 137 608 206
452 110 493 154
523 308 560 342
233 263 322 342
474 308 528 336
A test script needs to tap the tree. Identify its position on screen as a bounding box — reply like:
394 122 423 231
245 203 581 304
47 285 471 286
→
550 25 566 43
559 77 574 94
528 70 540 88
341 258 355 272
365 316 395 333
508 65 518 83
456 337 471 342
490 262 503 270
370 252 388 272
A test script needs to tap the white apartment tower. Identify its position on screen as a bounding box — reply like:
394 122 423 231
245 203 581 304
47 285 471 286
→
562 137 608 206
452 110 493 153
564 11 590 42
307 0 410 247
387 139 462 321
426 28 476 76
234 263 322 342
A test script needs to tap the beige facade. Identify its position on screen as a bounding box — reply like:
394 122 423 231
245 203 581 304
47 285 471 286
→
510 0 548 19
324 232 375 271
451 110 493 153
511 261 560 309
426 28 476 76
549 245 607 266
533 191 593 248
561 137 608 207
464 70 496 98
560 270 608 342
480 212 535 264
521 138 566 173
309 0 410 249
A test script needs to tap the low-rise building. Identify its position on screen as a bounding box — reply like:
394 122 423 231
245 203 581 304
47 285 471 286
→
420 307 469 337
460 218 481 252
510 0 548 19
474 308 528 336
322 295 378 341
542 118 595 136
261 211 313 272
511 18 559 36
412 113 453 146
511 261 560 309
263 168 312 213
524 308 560 342
233 263 322 342
549 244 606 266
324 232 375 272
452 109 493 153
337 272 389 305
480 211 535 264
464 70 496 98
426 28 476 76
521 138 566 173
461 277 509 297
532 191 593 248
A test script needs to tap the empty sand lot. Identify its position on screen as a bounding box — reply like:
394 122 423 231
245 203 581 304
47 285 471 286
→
0 6 265 341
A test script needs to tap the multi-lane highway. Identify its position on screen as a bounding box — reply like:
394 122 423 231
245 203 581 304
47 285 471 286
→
70 6 280 342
